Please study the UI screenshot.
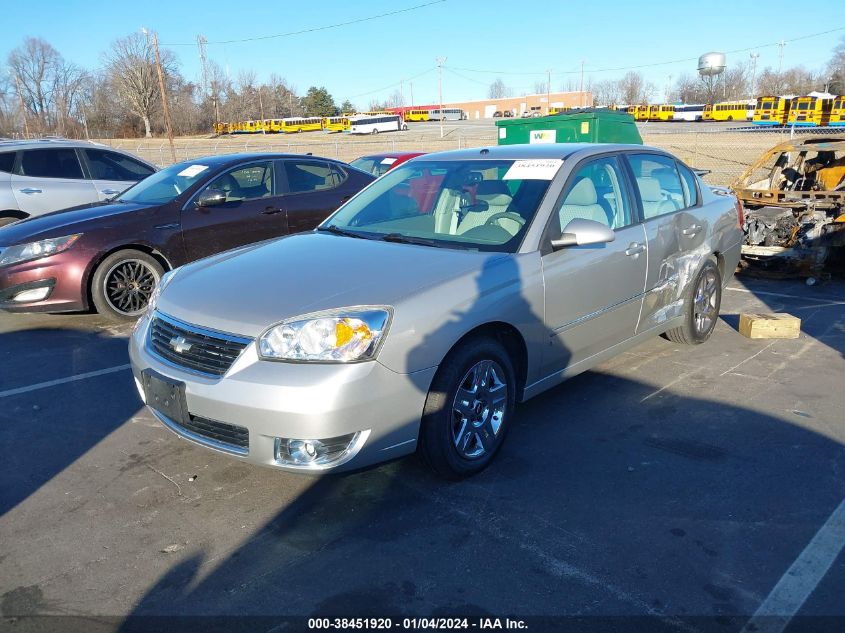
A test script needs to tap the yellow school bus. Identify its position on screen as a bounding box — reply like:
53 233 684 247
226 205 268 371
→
632 105 650 121
403 109 430 122
549 106 572 115
279 117 323 133
648 104 675 121
752 96 794 126
704 100 755 122
787 95 834 127
242 120 262 133
322 116 350 132
830 96 845 127
212 122 225 134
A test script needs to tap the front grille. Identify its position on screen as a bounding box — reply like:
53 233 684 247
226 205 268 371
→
179 415 249 452
149 312 251 377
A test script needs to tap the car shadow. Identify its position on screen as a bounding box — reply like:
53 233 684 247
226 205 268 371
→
0 327 139 517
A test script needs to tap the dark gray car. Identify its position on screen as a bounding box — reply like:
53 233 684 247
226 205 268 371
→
128 143 743 479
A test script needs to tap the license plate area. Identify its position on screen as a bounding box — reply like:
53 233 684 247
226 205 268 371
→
142 370 189 425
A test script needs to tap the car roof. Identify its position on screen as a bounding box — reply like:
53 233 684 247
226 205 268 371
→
410 143 662 162
163 153 351 168
0 138 114 151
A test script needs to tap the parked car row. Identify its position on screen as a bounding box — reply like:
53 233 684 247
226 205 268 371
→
1 140 743 480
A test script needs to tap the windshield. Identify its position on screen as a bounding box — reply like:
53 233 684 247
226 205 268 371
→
350 156 396 177
323 159 556 252
118 161 213 205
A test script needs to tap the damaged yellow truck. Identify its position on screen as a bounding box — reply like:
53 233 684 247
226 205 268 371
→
734 137 845 276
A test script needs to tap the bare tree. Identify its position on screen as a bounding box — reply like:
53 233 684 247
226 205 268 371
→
618 71 654 105
827 35 845 93
592 79 622 106
672 73 708 103
488 77 510 99
533 79 547 95
103 32 176 137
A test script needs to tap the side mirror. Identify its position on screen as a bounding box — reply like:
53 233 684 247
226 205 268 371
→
551 218 615 251
196 188 226 208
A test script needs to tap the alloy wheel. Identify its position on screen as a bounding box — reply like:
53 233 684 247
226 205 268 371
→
451 359 508 460
693 269 718 336
103 259 160 316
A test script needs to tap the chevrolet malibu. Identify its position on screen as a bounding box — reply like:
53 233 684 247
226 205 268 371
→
129 144 743 479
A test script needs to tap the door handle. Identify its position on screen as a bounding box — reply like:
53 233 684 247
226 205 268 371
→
262 206 284 215
19 188 42 194
100 189 121 195
681 224 700 236
625 242 645 257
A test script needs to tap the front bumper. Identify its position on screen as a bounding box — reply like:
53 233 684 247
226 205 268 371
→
128 312 436 473
0 250 88 313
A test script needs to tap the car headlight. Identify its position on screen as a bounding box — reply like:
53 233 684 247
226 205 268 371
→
258 307 392 363
0 234 82 267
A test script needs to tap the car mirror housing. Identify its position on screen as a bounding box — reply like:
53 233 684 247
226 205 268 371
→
196 188 227 208
551 218 615 251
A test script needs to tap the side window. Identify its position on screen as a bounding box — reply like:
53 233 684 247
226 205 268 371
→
555 156 632 232
627 153 685 220
85 149 155 181
284 161 336 193
17 149 84 179
676 162 699 208
204 162 273 202
0 152 15 173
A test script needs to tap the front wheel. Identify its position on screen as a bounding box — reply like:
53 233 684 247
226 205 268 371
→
418 337 516 479
91 249 164 320
371 128 379 135
664 259 721 345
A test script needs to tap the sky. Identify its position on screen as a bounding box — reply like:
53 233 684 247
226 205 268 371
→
2 0 844 107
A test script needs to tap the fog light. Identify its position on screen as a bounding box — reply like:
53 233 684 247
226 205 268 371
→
275 430 370 470
13 286 50 302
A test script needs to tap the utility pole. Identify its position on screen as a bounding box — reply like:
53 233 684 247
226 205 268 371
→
13 73 30 137
410 81 414 107
197 35 209 96
258 87 265 124
666 74 673 102
436 56 446 138
579 60 585 107
777 40 787 74
546 68 551 114
146 29 176 163
400 80 404 107
750 52 759 97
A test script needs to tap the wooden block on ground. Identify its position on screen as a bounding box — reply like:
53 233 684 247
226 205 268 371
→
738 313 801 339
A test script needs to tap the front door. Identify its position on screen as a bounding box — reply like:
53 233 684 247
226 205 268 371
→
82 148 157 201
180 161 288 261
11 148 98 216
540 155 648 376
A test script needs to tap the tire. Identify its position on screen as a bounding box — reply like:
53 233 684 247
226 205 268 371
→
418 337 516 479
664 259 721 345
90 249 164 321
372 128 379 135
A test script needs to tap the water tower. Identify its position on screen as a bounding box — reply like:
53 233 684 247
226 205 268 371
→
698 52 726 103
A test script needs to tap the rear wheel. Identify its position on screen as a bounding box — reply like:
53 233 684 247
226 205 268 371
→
664 259 721 345
91 249 163 320
371 128 379 135
418 337 515 479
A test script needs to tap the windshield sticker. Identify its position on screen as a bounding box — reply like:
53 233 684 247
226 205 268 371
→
380 157 397 165
528 130 556 144
498 128 507 139
177 165 209 178
503 159 563 180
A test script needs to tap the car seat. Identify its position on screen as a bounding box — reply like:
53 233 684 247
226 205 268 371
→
558 178 613 230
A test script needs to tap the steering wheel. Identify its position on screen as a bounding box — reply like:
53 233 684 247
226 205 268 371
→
484 212 526 228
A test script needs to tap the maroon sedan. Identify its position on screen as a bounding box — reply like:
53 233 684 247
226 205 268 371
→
0 153 374 319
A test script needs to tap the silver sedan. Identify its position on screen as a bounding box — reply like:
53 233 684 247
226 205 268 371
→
128 144 743 479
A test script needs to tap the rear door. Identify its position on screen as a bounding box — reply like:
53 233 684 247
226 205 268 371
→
625 152 709 334
278 159 354 233
11 148 98 216
180 160 288 261
540 155 648 376
82 148 156 201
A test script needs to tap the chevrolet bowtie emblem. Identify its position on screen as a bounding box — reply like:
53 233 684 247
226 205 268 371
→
169 335 192 354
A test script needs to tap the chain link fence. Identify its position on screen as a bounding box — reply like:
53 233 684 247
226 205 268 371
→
95 125 844 187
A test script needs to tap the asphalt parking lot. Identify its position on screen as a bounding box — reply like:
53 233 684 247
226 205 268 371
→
1 274 844 632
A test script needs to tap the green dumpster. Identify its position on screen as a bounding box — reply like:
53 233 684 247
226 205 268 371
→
495 109 642 145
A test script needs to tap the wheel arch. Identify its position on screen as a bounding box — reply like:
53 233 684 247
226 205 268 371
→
443 321 529 401
84 243 173 309
0 209 28 221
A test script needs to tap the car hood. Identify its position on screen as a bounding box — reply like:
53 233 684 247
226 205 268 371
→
157 232 503 337
0 201 158 245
